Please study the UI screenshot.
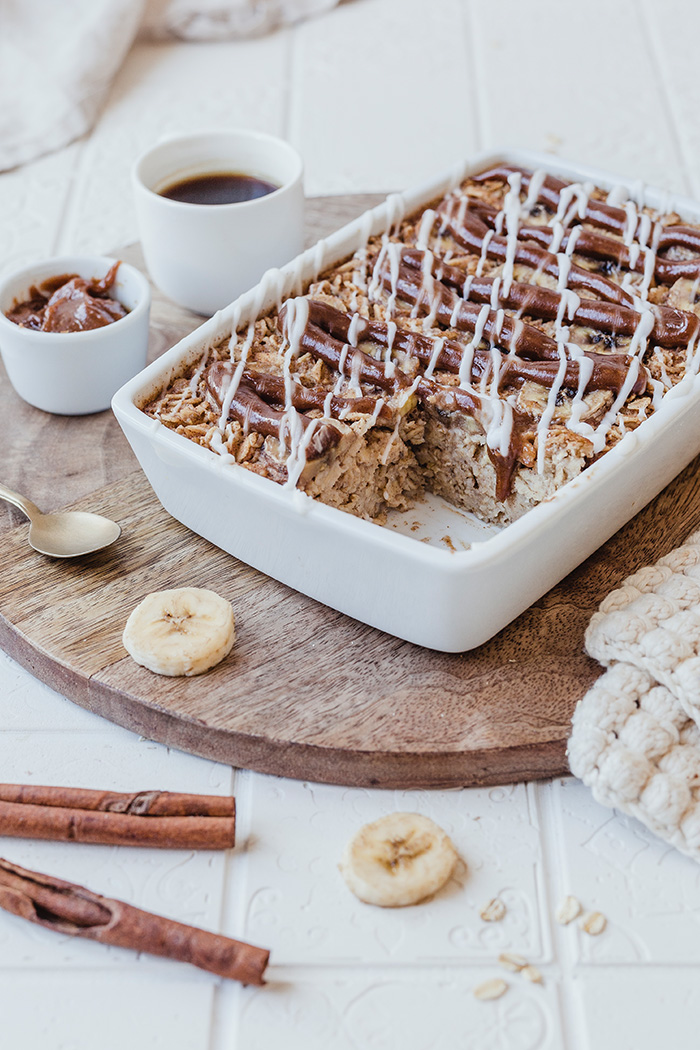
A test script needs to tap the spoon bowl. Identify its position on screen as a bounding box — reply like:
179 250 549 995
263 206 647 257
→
0 484 121 558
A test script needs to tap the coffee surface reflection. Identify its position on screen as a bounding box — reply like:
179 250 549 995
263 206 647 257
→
159 172 279 206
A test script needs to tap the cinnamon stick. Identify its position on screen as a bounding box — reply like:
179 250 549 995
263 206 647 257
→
0 858 269 985
0 785 235 850
0 784 234 817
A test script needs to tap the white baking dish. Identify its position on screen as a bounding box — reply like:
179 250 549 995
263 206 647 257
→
112 149 700 652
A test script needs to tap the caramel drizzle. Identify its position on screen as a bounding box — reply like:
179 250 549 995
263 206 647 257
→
205 361 342 460
239 367 394 423
472 163 700 256
379 255 650 386
400 248 697 350
381 256 558 358
469 196 700 285
437 199 635 306
305 299 644 396
277 303 409 393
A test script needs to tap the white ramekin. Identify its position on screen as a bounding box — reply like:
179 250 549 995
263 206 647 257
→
132 129 304 315
0 256 151 415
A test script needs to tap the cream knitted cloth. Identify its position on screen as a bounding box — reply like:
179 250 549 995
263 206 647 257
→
569 530 700 859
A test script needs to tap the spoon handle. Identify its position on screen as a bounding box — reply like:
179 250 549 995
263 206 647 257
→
0 483 41 523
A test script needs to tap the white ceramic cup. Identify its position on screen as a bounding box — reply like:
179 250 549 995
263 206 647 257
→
132 130 304 315
0 256 151 415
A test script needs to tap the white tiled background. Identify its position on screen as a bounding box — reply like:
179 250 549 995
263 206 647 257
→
3 1 700 1046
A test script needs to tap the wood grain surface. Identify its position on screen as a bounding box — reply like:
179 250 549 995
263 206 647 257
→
2 194 700 788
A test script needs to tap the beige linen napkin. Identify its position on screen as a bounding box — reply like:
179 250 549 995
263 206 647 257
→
0 0 340 172
569 530 700 860
0 0 145 171
141 0 340 40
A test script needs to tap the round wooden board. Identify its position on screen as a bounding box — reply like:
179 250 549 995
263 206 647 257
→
3 194 700 789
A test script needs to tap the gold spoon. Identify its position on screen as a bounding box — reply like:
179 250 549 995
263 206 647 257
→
0 483 121 558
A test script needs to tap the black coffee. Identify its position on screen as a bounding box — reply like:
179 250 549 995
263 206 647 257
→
160 172 279 205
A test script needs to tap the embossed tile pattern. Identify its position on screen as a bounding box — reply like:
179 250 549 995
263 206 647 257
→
4 1 700 1046
234 775 548 965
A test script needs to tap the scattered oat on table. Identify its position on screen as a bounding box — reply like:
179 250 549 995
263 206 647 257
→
521 964 543 984
473 977 508 1001
480 897 506 922
580 910 607 936
498 952 527 972
555 895 582 925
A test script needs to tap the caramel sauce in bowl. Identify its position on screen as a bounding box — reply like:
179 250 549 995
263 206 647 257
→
0 256 151 415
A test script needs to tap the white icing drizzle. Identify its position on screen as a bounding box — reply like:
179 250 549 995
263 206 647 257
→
637 212 652 250
622 201 638 246
628 307 655 359
636 248 656 302
649 374 666 408
285 415 325 491
349 351 363 395
631 179 645 209
492 308 505 344
475 230 494 276
489 276 502 310
336 344 350 387
385 192 406 236
449 298 463 328
635 218 662 303
415 249 441 331
416 208 437 250
587 358 641 454
548 220 566 255
189 344 212 395
501 172 523 296
487 345 505 397
216 295 266 432
563 345 594 436
367 234 391 303
424 336 445 379
552 182 588 230
524 169 547 213
606 183 628 208
536 346 569 472
459 303 490 387
384 319 397 378
508 317 524 355
564 224 584 258
380 419 402 466
462 273 474 300
278 297 310 490
370 398 385 425
208 429 237 463
485 397 515 458
347 312 362 347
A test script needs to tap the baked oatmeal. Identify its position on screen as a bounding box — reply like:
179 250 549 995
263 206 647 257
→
144 163 700 525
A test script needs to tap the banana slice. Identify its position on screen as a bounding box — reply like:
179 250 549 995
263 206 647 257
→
339 812 458 907
122 587 236 676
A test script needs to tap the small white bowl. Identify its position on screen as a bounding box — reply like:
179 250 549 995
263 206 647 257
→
0 256 151 415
